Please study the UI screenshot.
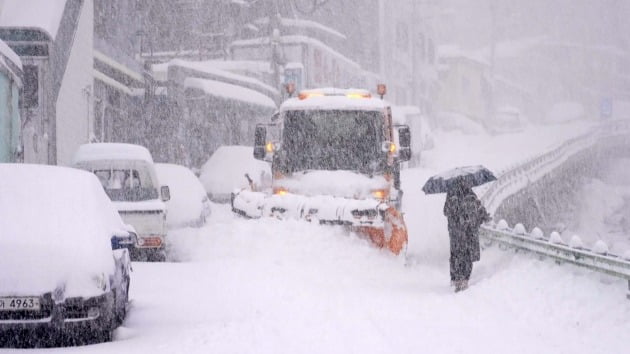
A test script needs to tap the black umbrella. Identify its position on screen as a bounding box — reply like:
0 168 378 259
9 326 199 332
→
422 165 497 194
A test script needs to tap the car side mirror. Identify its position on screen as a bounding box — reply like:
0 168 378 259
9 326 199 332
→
253 125 267 160
397 125 411 162
111 231 137 250
161 185 170 202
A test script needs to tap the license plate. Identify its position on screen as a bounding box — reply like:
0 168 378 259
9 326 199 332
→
0 297 41 311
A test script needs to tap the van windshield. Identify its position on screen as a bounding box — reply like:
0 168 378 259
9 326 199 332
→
94 168 158 201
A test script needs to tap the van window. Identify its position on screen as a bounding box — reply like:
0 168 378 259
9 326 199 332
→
93 168 158 201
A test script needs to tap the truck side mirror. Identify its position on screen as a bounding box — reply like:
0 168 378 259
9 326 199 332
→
161 185 171 202
253 125 267 160
397 125 411 162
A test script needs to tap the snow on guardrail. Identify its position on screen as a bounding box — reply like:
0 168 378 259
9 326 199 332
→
480 221 630 299
475 119 630 298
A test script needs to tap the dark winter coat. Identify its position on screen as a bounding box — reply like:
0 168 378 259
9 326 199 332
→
443 182 490 262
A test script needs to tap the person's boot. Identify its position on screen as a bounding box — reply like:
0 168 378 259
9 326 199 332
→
454 280 469 292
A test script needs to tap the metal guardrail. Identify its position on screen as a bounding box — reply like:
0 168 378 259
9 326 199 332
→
480 226 630 298
477 120 630 298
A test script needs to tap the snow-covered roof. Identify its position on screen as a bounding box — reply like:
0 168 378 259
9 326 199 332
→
0 38 21 70
254 17 347 41
281 88 388 111
184 77 277 110
232 35 362 71
152 60 273 83
438 44 489 66
72 143 155 164
0 0 67 40
169 59 277 97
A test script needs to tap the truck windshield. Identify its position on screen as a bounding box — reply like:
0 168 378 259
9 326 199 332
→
281 110 384 173
94 169 158 201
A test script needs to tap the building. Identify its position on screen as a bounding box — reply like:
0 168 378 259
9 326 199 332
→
435 45 491 126
0 0 94 166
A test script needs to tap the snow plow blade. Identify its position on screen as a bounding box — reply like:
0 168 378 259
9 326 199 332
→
231 189 408 255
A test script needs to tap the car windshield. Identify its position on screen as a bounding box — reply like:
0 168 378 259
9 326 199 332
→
281 110 385 173
94 168 158 201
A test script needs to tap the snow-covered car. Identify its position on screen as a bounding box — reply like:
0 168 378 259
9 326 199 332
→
199 145 271 203
489 105 527 134
155 163 211 228
0 164 132 346
73 143 170 261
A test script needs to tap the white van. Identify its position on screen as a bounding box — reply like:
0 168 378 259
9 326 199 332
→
73 143 170 261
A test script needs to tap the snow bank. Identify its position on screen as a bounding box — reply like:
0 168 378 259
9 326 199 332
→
436 111 485 134
199 146 271 201
0 164 123 297
0 0 67 40
545 101 585 123
155 163 208 228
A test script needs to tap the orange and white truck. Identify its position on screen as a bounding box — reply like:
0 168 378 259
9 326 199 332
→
231 86 411 254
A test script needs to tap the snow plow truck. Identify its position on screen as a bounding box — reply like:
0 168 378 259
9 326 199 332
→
231 86 411 254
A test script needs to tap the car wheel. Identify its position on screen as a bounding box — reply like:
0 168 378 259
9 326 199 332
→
115 276 130 325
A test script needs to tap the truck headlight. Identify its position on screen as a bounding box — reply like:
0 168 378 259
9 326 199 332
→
371 189 389 200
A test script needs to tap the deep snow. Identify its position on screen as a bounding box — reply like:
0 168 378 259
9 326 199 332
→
6 121 630 353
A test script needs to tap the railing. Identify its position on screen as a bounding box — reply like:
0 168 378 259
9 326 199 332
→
480 222 630 298
477 119 630 298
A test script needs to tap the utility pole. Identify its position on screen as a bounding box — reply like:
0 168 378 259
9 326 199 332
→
269 0 284 104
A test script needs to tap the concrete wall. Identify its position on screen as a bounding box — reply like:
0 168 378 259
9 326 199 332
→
55 0 94 165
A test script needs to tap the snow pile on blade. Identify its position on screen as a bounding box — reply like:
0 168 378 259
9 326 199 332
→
232 190 387 227
274 170 388 199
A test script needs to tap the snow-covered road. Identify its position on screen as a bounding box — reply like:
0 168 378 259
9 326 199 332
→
44 205 630 354
14 122 630 354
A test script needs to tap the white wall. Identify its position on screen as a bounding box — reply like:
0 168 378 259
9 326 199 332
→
55 0 93 166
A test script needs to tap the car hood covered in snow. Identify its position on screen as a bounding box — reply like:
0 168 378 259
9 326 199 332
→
0 164 126 297
274 170 389 199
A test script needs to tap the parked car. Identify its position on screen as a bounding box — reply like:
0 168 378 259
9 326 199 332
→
199 145 271 203
155 163 211 228
489 105 527 134
0 164 132 346
72 143 170 262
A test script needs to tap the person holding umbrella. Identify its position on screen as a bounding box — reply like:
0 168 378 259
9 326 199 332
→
422 166 494 292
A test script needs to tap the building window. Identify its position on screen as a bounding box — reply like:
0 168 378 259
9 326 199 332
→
23 65 39 108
